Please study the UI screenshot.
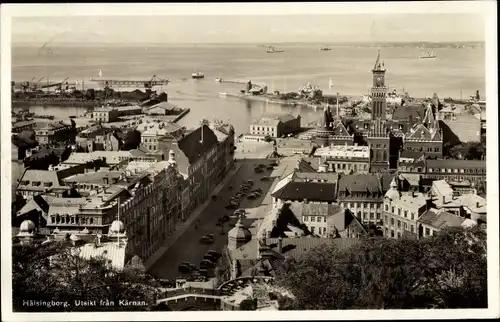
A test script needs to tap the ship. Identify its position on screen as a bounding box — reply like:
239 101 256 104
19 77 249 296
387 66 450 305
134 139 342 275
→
215 77 223 83
420 51 436 59
320 46 332 51
266 46 284 53
192 71 205 79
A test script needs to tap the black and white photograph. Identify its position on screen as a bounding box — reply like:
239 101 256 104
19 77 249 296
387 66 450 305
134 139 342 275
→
1 2 498 321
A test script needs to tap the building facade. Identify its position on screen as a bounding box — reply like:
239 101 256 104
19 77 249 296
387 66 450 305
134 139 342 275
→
313 144 370 174
383 178 430 239
250 114 301 138
35 121 74 145
337 174 385 227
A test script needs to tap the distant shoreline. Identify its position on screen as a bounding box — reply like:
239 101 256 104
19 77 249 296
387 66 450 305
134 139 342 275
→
12 41 485 49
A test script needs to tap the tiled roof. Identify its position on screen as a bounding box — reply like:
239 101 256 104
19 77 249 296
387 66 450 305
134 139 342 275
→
417 209 465 229
392 105 426 121
293 171 339 183
271 181 337 202
18 170 65 191
177 124 218 163
300 202 343 217
266 237 361 260
426 159 486 169
338 174 382 194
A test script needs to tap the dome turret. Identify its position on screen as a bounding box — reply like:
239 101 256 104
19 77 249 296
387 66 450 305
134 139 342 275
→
110 220 125 234
227 216 252 250
20 220 35 233
385 177 400 200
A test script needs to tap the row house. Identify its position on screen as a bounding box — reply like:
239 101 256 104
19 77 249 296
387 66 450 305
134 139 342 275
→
210 120 236 182
383 177 430 239
157 123 222 217
119 159 180 262
301 203 366 238
397 158 486 191
337 173 385 226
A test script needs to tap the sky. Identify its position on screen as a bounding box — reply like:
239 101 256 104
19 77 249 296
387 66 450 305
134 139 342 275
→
11 14 485 45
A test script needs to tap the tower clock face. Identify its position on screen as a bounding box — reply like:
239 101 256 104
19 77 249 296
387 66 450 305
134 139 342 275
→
376 77 382 85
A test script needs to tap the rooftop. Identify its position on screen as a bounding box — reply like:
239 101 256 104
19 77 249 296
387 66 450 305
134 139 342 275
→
314 144 370 159
426 159 486 169
272 181 337 202
391 192 429 210
417 208 465 230
338 174 382 194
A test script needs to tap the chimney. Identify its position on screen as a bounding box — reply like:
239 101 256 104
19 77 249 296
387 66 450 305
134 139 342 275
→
442 195 446 204
408 114 413 129
278 237 283 253
476 201 480 208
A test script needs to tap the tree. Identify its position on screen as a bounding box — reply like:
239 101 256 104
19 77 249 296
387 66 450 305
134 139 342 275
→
12 241 161 312
275 226 487 310
448 141 485 160
122 130 142 150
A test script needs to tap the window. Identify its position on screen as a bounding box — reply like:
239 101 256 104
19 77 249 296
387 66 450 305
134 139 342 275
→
397 220 401 228
356 202 360 208
404 210 408 218
392 206 395 213
411 213 415 220
370 213 374 220
317 216 321 222
397 232 402 239
311 227 315 234
303 216 308 222
390 218 395 226
385 204 389 211
324 217 327 223
398 208 401 216
385 215 388 223
376 213 381 220
404 222 408 229
311 217 315 222
390 230 395 238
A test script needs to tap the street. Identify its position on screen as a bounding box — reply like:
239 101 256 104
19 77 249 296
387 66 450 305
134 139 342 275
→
148 157 280 280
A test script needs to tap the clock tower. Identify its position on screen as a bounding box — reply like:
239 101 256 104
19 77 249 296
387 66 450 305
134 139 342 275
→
371 49 387 120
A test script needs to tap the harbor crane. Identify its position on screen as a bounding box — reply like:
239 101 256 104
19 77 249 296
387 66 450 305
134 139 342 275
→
30 77 45 91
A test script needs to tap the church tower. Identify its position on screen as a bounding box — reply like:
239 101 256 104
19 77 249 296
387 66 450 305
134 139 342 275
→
371 49 387 120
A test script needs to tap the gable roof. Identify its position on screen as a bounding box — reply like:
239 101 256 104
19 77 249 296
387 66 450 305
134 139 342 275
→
405 124 434 140
177 124 218 163
271 181 337 202
331 120 352 137
417 209 465 229
338 174 382 194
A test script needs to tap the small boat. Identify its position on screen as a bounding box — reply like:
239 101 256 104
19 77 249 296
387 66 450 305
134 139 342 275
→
192 71 204 79
420 51 436 59
215 77 223 83
266 46 284 53
320 46 332 51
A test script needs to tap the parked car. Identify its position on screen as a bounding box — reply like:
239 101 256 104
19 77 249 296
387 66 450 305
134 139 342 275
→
207 233 215 239
207 250 221 259
247 180 254 186
254 167 264 173
203 254 217 262
178 264 192 274
260 176 269 181
247 193 256 200
200 236 215 244
254 188 263 193
200 259 215 269
267 165 274 170
199 268 208 276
